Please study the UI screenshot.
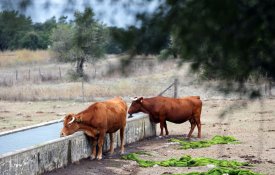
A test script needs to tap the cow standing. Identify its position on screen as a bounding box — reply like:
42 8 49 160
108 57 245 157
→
128 96 202 138
60 97 127 160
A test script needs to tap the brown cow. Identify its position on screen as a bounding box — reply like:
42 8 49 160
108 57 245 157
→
60 97 127 160
128 96 202 138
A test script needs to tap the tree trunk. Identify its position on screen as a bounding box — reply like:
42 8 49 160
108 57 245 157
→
76 57 85 77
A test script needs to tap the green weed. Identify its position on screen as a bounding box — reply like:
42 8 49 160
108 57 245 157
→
122 153 249 168
169 167 263 175
169 135 239 149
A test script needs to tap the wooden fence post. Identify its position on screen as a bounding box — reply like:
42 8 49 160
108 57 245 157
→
28 69 30 80
15 70 18 81
39 68 42 80
174 78 178 98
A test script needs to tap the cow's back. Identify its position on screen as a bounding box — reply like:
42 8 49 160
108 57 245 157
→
98 97 127 133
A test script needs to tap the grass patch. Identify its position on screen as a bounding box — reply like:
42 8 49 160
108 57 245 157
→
135 151 153 156
169 167 263 175
0 49 51 67
122 153 249 168
169 135 239 149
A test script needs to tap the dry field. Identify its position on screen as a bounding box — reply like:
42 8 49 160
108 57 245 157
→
1 50 275 175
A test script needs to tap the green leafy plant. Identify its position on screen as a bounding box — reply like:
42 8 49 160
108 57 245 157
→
168 167 263 175
122 153 249 168
169 135 239 149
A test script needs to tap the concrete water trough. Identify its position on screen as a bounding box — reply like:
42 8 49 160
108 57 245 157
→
0 114 156 175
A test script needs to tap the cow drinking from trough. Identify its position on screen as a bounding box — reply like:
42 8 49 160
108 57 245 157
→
128 96 202 138
60 97 127 160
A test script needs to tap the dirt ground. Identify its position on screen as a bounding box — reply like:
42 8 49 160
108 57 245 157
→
35 98 275 175
0 100 93 132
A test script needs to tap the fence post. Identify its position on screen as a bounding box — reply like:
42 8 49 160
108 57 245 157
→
174 78 178 98
39 68 42 80
15 70 18 81
28 69 31 81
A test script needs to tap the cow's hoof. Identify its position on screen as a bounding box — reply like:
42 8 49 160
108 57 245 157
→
97 156 102 160
158 136 163 139
90 155 96 160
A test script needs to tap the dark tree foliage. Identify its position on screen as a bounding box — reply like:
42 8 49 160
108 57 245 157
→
148 0 275 83
0 11 57 50
19 31 44 50
106 27 130 54
134 13 169 55
0 10 32 50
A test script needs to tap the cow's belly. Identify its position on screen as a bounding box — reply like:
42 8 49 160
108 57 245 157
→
106 121 125 133
165 112 192 124
167 117 190 124
107 128 120 133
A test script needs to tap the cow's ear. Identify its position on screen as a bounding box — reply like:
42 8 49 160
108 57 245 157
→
65 113 73 119
139 97 143 103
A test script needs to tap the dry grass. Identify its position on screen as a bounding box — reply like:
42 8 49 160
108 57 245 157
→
0 74 173 101
0 49 52 67
0 51 182 101
0 50 271 101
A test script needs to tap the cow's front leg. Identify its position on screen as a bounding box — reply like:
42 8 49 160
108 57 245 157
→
90 137 97 160
97 132 106 160
164 121 169 135
109 133 114 155
159 116 165 136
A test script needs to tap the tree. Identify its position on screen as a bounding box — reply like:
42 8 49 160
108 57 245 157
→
50 24 74 62
19 31 43 50
51 7 108 78
33 17 57 49
0 10 32 50
146 1 275 83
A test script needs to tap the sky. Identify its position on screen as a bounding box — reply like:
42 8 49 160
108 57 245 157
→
0 0 159 28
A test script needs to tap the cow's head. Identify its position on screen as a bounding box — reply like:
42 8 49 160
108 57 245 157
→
60 113 79 137
128 97 144 116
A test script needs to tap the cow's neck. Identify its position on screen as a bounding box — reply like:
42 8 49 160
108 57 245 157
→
76 123 99 137
75 113 91 125
140 99 153 114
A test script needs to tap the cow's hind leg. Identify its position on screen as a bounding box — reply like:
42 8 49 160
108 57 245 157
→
194 107 202 138
90 137 98 160
195 117 202 138
187 118 196 138
109 133 114 155
119 126 125 154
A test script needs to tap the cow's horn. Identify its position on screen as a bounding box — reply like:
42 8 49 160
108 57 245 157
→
131 97 139 101
68 117 75 124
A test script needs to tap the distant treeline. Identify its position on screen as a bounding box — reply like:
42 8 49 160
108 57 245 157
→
0 10 169 55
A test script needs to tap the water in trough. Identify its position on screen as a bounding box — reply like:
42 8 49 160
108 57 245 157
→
0 113 143 155
0 122 63 155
